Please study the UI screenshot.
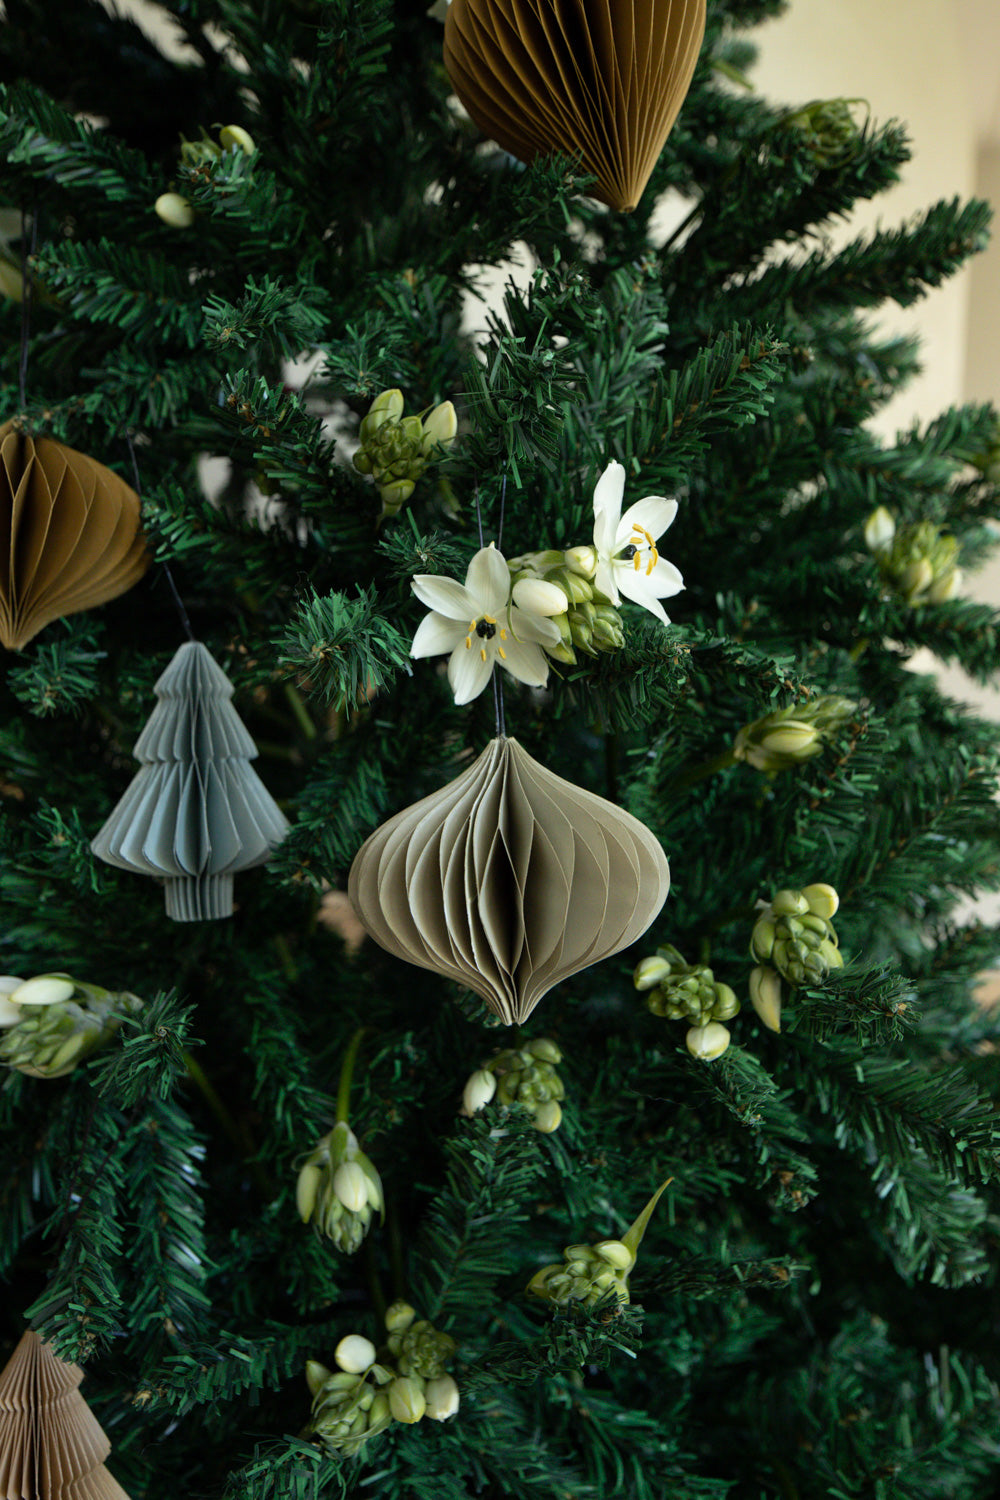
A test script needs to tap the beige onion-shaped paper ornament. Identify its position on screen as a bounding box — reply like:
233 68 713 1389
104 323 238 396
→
0 421 148 651
443 0 706 213
91 641 289 921
0 1329 130 1500
348 737 669 1023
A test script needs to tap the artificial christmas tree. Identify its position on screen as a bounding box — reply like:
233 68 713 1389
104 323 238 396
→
2 0 1000 1496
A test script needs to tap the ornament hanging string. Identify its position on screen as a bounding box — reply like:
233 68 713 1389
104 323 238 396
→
124 428 196 642
473 480 507 739
17 204 38 410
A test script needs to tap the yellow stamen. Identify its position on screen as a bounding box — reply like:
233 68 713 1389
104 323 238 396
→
465 635 472 650
631 522 656 546
483 613 496 624
480 647 487 662
498 646 506 660
499 627 507 640
646 545 659 576
633 550 642 571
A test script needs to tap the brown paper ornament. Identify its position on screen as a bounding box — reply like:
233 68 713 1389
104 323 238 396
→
443 0 706 213
0 421 149 652
0 1330 130 1500
347 736 669 1023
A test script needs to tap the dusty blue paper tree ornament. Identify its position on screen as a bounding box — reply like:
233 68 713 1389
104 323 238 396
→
92 641 288 921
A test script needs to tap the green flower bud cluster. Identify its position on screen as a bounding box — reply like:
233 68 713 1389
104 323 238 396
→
508 549 623 666
778 98 865 168
155 125 256 228
749 883 843 1033
305 1304 459 1457
460 1037 565 1133
526 1236 634 1307
295 1120 383 1253
526 1177 671 1308
864 508 961 606
733 695 855 773
352 388 457 518
633 946 739 1063
0 974 143 1079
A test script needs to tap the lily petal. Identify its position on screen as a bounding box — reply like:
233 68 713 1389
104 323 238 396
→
616 496 678 548
448 642 494 704
615 568 672 624
508 604 561 646
594 559 620 605
642 555 685 598
592 462 625 554
497 637 550 688
412 574 479 621
410 612 466 658
465 543 511 617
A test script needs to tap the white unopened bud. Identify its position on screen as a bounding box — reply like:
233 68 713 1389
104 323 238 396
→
749 966 782 1032
563 544 598 579
633 954 671 990
593 1239 633 1269
532 1100 562 1133
424 1374 460 1420
154 192 195 228
305 1360 332 1397
801 883 839 920
296 1160 322 1223
332 1161 369 1212
461 1068 497 1115
219 124 256 154
12 976 74 1007
512 577 569 618
864 505 895 552
388 1375 426 1424
421 400 458 452
685 1022 731 1060
334 1335 376 1374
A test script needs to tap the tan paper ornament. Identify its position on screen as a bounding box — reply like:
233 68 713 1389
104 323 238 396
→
0 1330 130 1500
347 736 669 1023
443 0 706 213
0 422 148 652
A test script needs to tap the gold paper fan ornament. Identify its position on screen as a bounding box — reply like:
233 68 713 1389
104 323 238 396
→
443 0 707 212
0 1329 130 1500
348 736 670 1024
0 421 149 652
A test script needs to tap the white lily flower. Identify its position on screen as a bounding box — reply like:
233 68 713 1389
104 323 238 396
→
592 461 684 626
411 543 561 705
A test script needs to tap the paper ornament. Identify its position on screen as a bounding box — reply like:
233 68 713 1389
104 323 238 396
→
347 736 669 1023
0 1329 130 1500
0 421 148 652
91 641 289 921
443 0 706 213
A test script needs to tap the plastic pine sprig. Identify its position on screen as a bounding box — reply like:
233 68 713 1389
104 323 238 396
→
864 507 962 605
526 1179 671 1308
634 946 739 1061
353 387 457 518
460 1037 566 1133
0 973 143 1079
295 1031 383 1252
732 695 855 772
748 883 843 1033
155 123 256 228
304 1303 459 1456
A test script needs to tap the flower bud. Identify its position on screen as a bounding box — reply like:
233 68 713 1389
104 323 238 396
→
801 883 839 920
749 966 782 1032
711 983 740 1021
770 890 810 918
335 1335 376 1374
512 577 569 618
563 545 598 579
333 1161 369 1212
296 1160 322 1222
388 1376 426 1424
305 1360 332 1397
532 1100 562 1133
421 400 458 453
12 976 75 1007
758 723 817 760
385 1301 416 1334
592 1239 633 1269
864 506 895 552
525 1037 561 1063
461 1068 497 1115
219 124 256 154
685 1022 731 1060
633 954 672 990
424 1374 460 1421
154 192 195 228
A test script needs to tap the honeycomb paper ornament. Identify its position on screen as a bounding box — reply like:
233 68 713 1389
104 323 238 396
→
347 736 670 1023
0 421 148 651
91 641 289 921
443 0 706 213
0 1330 130 1500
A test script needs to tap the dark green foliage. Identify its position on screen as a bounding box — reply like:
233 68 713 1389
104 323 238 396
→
2 1 1000 1498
